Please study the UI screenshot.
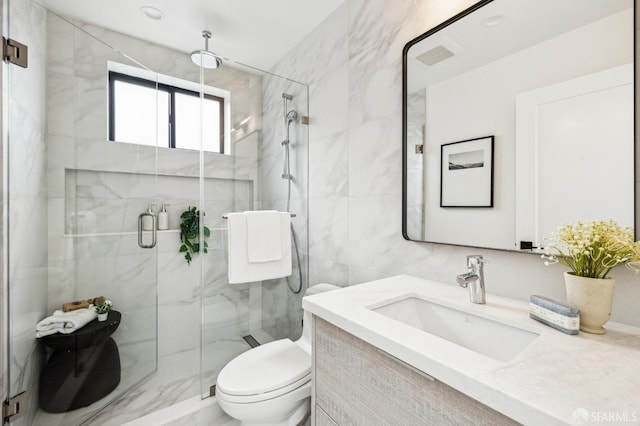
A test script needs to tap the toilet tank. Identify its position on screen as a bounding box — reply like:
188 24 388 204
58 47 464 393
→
299 284 340 351
306 283 340 296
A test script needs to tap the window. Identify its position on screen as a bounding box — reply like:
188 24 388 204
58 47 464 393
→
108 71 225 153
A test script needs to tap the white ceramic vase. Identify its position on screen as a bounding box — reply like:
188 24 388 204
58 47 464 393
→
98 312 108 322
564 272 615 334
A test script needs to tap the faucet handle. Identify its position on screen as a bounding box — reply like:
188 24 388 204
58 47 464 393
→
466 254 487 266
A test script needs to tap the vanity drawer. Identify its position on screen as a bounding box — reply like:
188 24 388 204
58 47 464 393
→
313 316 519 426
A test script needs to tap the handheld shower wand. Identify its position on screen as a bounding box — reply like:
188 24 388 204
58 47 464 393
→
282 94 298 181
281 93 302 294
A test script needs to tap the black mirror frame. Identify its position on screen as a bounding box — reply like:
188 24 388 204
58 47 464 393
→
402 0 494 242
401 0 637 247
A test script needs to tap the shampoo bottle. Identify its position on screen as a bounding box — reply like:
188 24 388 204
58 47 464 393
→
142 204 155 231
158 204 169 230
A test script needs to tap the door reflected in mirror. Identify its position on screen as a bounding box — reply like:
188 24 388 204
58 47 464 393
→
402 0 634 251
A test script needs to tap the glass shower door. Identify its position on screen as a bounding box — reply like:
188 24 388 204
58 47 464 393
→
198 60 310 397
4 2 159 424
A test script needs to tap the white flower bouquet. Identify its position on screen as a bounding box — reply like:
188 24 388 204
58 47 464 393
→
542 219 640 279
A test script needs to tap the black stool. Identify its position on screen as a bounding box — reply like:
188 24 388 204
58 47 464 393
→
39 311 122 413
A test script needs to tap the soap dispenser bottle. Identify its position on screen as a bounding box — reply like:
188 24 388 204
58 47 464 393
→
142 204 156 231
157 204 169 231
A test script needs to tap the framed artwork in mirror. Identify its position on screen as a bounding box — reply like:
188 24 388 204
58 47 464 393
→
440 136 493 208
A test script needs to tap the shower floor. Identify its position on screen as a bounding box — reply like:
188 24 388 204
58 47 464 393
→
32 329 274 426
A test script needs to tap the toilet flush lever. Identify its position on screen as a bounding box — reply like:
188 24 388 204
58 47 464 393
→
138 212 157 249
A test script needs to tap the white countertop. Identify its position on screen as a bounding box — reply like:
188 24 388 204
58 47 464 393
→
302 275 640 426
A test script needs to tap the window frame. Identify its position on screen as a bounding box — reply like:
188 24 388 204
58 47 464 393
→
108 71 226 153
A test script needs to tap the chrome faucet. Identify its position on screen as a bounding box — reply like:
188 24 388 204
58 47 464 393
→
456 255 488 304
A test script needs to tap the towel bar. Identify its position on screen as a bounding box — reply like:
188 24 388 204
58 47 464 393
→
222 213 296 219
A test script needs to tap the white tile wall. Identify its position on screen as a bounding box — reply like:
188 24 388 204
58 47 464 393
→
38 11 307 423
269 0 640 327
258 73 309 340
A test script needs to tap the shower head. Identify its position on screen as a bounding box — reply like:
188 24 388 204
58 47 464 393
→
190 30 222 69
191 50 221 69
286 110 298 124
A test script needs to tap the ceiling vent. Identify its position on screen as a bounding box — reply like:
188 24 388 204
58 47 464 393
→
415 45 455 67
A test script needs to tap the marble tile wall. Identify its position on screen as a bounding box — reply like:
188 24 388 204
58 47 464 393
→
64 170 252 235
41 10 301 423
268 0 640 327
258 73 310 341
4 0 48 424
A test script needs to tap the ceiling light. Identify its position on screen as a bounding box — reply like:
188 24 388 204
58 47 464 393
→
483 14 504 27
141 6 164 21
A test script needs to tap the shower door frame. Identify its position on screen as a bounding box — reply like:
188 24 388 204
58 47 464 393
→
1 1 163 423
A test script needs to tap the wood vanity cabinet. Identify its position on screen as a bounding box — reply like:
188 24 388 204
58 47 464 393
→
311 316 520 426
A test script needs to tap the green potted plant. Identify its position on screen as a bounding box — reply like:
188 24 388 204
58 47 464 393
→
93 296 113 322
542 219 640 334
179 206 210 265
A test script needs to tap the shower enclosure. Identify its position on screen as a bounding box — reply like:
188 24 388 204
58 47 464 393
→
2 0 309 424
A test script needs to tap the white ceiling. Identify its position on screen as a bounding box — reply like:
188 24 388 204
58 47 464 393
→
407 0 632 92
40 0 346 70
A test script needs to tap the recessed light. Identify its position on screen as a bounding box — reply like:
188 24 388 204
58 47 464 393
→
483 14 504 27
141 6 164 21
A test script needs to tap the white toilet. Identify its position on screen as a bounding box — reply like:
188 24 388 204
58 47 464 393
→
216 283 339 426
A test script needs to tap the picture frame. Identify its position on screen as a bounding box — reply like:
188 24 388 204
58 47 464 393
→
440 136 494 208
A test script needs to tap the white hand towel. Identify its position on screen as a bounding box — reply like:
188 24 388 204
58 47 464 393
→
36 307 98 338
246 210 282 263
227 211 292 284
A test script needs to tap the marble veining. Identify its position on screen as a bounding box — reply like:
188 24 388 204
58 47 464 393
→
124 396 239 426
309 132 348 198
304 275 640 425
6 1 310 424
30 8 311 425
64 169 253 234
262 0 640 339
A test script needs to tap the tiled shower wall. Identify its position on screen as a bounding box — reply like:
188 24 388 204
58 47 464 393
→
42 11 290 423
258 74 309 342
269 0 640 327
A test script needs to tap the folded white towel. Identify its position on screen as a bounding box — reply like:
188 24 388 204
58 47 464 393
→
246 210 282 263
227 211 292 284
36 307 98 338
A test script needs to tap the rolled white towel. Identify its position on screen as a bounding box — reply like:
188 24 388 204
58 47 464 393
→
35 307 98 338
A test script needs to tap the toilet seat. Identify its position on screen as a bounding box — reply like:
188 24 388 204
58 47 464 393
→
217 374 311 404
216 339 311 403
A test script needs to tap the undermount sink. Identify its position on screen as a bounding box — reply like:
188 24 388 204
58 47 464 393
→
370 295 539 362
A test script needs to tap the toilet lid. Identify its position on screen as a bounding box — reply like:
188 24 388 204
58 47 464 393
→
217 339 311 397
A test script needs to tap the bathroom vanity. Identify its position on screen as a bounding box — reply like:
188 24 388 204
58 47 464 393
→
312 317 516 425
303 276 640 425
